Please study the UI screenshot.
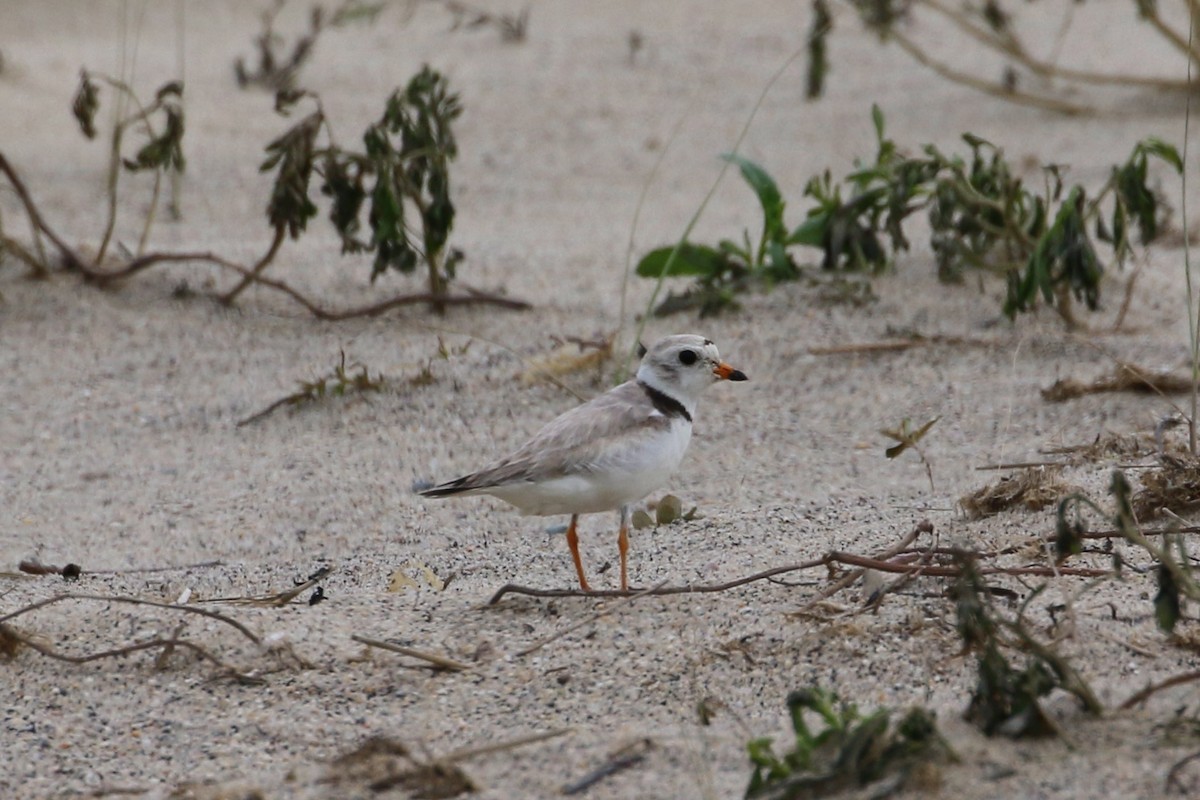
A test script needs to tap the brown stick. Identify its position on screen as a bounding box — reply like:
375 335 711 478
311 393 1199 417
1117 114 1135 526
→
90 248 530 315
488 542 1111 604
0 152 89 271
1120 669 1200 709
562 738 653 795
351 634 474 672
217 224 287 304
1167 749 1200 794
1 624 261 682
0 593 260 644
800 521 925 608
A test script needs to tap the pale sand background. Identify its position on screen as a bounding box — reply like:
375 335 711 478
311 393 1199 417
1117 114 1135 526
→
3 1 1200 798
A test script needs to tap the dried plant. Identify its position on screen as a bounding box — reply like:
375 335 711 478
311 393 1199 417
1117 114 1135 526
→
812 0 1199 114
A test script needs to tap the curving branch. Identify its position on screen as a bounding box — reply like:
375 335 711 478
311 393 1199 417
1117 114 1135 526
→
487 523 1112 605
0 151 530 317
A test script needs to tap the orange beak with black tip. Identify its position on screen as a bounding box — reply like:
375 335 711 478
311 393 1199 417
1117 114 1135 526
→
714 361 748 381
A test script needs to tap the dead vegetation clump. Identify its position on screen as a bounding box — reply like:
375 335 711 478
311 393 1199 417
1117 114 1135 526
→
960 468 1078 519
1044 431 1158 465
1133 454 1200 519
1041 363 1193 403
325 736 476 798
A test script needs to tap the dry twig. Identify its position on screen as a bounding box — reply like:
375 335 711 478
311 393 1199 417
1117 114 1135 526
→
562 738 653 795
0 594 266 682
1120 669 1200 710
351 634 473 672
205 566 332 606
488 521 1112 606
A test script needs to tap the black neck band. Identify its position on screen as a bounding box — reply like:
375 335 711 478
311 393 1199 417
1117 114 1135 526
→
639 381 692 423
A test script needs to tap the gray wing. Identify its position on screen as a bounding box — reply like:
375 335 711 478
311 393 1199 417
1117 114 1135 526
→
420 381 670 496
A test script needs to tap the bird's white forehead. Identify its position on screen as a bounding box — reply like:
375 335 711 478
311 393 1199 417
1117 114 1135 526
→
646 334 720 361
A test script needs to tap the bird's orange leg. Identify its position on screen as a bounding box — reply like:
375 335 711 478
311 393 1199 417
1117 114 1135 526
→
566 514 592 592
618 509 630 591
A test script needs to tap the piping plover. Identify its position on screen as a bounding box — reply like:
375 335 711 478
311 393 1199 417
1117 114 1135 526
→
420 334 747 591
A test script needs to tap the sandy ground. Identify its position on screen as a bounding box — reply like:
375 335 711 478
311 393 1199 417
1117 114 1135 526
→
5 1 1200 798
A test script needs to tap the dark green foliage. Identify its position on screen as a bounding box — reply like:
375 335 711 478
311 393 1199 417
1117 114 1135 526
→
1101 137 1182 265
261 111 322 238
258 66 463 297
1155 562 1182 634
638 106 1180 323
122 82 185 173
357 66 462 281
635 153 801 315
806 0 831 99
981 0 1010 32
745 687 954 798
849 0 908 31
71 70 100 140
72 71 186 176
1003 187 1101 318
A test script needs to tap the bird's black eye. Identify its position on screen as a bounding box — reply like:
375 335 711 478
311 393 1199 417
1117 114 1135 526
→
678 349 698 366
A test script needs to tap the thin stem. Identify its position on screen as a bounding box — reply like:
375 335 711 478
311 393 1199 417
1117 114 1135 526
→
89 246 529 316
217 224 287 304
137 168 162 256
624 44 808 374
96 117 126 264
617 97 696 382
888 31 1093 116
918 0 1196 91
1142 4 1200 66
93 74 173 264
0 153 88 271
1185 5 1198 454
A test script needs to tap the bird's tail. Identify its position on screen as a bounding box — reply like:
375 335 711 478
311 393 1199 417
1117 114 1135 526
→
418 477 475 498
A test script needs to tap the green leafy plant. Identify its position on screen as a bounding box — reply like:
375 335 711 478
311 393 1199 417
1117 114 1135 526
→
227 66 464 309
635 153 802 315
746 687 955 798
638 106 1180 325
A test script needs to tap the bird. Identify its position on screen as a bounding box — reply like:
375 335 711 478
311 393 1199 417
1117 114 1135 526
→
419 334 747 591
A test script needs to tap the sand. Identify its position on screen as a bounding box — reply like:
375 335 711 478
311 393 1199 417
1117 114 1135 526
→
3 1 1200 798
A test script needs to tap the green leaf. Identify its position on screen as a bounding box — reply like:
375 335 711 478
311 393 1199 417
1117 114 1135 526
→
871 103 885 142
721 153 786 245
72 70 100 140
787 212 829 246
1154 562 1181 633
635 243 727 278
1137 136 1183 173
261 110 322 238
124 103 186 173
